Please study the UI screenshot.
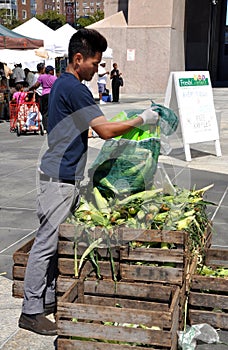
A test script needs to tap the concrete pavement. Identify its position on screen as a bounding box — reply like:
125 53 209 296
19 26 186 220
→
0 90 227 349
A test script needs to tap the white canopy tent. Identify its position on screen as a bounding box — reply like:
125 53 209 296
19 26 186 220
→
53 24 113 58
4 20 113 71
11 18 63 69
53 24 77 57
0 48 59 71
13 17 56 52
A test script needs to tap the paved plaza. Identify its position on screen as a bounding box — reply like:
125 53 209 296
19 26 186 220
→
0 90 227 349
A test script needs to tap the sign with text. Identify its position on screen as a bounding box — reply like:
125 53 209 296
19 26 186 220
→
65 2 74 25
165 71 221 161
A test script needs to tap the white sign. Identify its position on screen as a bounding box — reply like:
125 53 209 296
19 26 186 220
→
127 49 135 61
165 71 221 161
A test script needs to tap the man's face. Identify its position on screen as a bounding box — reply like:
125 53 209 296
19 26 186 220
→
77 52 102 82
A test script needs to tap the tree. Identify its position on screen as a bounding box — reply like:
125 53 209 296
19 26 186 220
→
0 9 23 29
76 10 104 28
36 11 66 30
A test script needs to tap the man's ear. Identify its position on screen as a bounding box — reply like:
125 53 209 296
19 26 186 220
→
74 53 83 65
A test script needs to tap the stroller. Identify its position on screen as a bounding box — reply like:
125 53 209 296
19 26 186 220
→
10 92 44 136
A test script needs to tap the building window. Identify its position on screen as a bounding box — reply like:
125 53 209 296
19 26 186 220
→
22 0 26 4
22 9 27 19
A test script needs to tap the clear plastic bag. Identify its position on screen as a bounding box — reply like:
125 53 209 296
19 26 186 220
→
178 324 220 350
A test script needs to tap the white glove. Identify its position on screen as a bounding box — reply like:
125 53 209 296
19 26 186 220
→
140 107 159 125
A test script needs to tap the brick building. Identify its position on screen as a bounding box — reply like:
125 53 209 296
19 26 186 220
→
1 0 104 22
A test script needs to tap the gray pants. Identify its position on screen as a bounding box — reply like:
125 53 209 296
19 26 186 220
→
22 179 80 315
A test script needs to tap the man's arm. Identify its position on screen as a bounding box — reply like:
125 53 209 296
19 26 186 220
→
29 81 41 91
90 115 143 140
90 108 159 140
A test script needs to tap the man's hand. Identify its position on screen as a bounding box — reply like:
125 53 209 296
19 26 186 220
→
140 107 159 125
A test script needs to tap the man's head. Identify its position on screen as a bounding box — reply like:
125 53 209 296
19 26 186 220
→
68 28 108 82
37 62 45 73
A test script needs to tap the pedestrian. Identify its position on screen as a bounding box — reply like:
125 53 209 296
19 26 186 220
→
29 65 57 132
110 62 122 103
12 63 25 86
24 68 35 89
33 62 45 104
18 28 159 336
97 60 109 104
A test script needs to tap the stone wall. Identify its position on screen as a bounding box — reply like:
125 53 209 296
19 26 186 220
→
88 0 186 96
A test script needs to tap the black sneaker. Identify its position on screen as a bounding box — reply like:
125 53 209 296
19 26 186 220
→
44 302 57 316
18 313 57 336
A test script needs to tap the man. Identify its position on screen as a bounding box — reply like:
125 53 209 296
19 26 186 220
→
24 68 35 88
18 28 159 336
33 62 45 104
97 60 109 104
12 63 25 86
29 65 57 132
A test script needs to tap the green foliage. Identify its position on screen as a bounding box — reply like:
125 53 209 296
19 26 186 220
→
36 11 65 30
77 10 104 28
1 9 104 31
0 9 23 29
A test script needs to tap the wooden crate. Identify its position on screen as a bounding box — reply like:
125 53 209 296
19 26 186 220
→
58 223 120 280
12 235 75 299
119 226 211 286
188 248 228 330
12 238 34 298
57 279 180 350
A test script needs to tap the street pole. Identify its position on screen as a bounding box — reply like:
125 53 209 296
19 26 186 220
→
74 0 77 28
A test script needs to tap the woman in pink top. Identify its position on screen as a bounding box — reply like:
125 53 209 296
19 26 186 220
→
29 65 57 132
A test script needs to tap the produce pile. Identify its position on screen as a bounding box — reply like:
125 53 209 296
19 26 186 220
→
67 183 214 277
68 183 213 244
196 264 228 278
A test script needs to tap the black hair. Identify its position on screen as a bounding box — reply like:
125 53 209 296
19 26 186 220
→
15 83 23 91
68 28 107 63
37 62 45 72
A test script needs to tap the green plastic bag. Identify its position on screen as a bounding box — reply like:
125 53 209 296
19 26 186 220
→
151 101 179 136
89 105 178 198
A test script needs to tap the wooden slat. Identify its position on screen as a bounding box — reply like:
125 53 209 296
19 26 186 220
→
13 276 75 299
189 291 228 310
189 310 228 330
83 295 169 312
12 280 24 298
58 303 173 328
58 320 172 347
83 279 172 301
119 227 188 245
120 246 184 263
13 265 26 279
58 241 120 260
205 248 228 267
12 238 34 265
56 276 75 295
57 338 158 350
191 275 228 292
120 264 183 285
58 258 119 279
